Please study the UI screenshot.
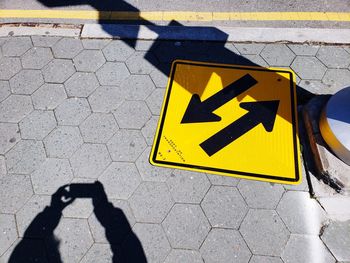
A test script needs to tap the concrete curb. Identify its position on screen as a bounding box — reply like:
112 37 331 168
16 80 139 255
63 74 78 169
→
82 24 350 44
0 24 81 37
1 23 350 44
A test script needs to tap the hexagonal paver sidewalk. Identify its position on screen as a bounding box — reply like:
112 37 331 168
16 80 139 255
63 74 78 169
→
0 36 348 263
163 204 210 250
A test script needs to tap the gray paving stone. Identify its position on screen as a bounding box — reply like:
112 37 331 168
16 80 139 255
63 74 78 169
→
162 204 210 250
317 46 350 68
15 194 51 237
82 39 111 50
21 47 53 69
52 38 83 59
44 126 83 158
260 44 295 66
322 69 350 92
243 54 269 67
31 158 73 194
88 85 126 113
61 177 95 219
98 162 141 199
282 234 335 263
136 147 172 182
291 57 327 80
107 129 147 162
277 191 326 235
65 72 99 97
102 41 135 62
141 116 158 146
5 140 45 174
126 52 157 74
146 88 165 115
200 228 251 263
206 174 240 186
0 123 20 154
234 43 265 55
0 214 17 256
249 255 283 263
150 67 168 88
0 38 6 47
10 69 44 95
96 62 130 86
237 180 285 209
73 49 106 72
2 37 32 57
164 249 203 263
0 174 33 213
113 100 151 129
19 110 56 140
0 57 22 80
134 40 155 51
344 46 350 54
129 182 174 223
79 113 118 143
123 223 171 263
88 198 136 243
167 170 210 203
287 44 319 56
54 97 91 126
80 243 113 263
0 95 33 123
31 36 61 47
0 156 6 176
42 59 76 83
0 81 10 102
223 42 241 55
201 186 247 229
121 74 155 101
240 209 290 256
70 144 111 179
299 80 331 95
321 220 350 262
51 218 93 262
32 83 67 110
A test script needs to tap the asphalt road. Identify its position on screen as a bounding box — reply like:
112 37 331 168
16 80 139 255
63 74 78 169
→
1 0 350 28
1 0 349 12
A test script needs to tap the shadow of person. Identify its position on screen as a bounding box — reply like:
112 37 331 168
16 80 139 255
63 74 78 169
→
8 185 74 262
88 181 147 263
8 182 146 263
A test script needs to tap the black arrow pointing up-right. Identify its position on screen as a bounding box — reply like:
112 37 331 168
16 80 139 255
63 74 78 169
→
181 74 257 123
200 100 280 156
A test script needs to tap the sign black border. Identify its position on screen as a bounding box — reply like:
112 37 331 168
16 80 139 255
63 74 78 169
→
151 61 300 183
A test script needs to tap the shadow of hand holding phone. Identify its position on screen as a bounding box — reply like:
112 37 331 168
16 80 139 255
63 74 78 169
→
9 182 147 263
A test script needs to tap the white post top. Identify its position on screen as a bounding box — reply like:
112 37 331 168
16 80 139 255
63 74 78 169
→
320 87 350 166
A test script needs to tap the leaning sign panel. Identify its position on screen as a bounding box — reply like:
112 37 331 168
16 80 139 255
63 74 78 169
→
150 60 301 185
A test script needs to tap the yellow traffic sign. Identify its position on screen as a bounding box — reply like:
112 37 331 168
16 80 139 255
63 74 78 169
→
150 60 301 185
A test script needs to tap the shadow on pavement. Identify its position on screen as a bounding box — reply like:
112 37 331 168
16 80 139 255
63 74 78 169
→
36 0 315 119
9 182 146 263
9 0 326 260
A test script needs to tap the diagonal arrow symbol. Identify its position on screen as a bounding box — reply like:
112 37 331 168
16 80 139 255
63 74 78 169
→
181 74 258 123
200 100 280 156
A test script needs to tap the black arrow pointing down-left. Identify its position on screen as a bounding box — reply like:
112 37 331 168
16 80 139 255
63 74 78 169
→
181 74 257 123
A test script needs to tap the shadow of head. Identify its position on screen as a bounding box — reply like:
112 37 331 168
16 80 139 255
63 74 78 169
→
8 182 147 263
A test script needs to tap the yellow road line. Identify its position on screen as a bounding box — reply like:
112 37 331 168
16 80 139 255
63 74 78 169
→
1 10 350 22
